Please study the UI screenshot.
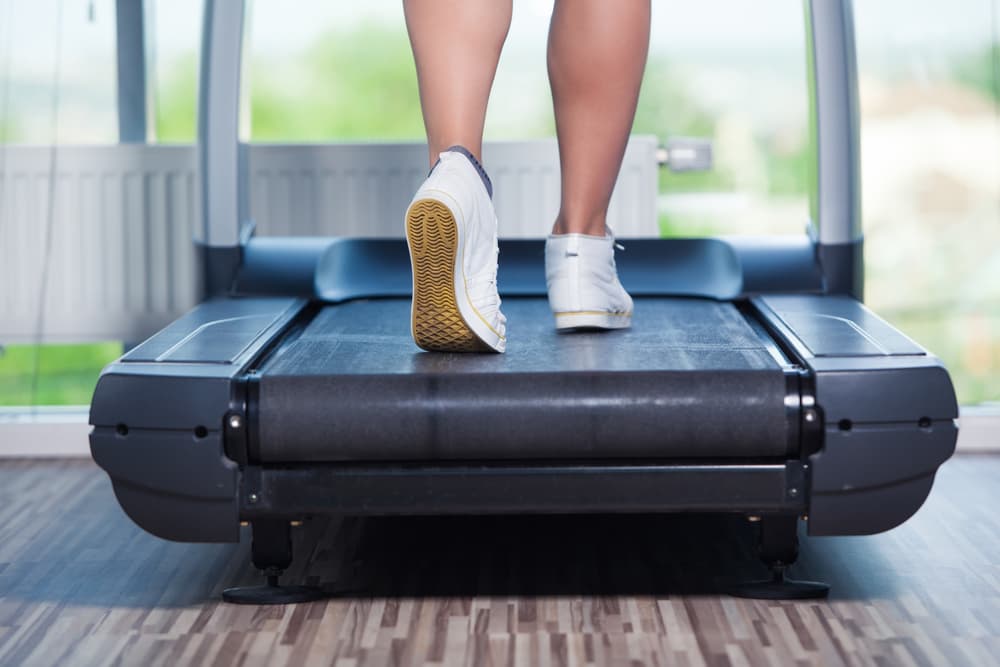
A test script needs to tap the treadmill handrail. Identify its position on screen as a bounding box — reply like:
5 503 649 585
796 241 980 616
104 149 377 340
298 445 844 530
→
805 0 862 247
198 0 248 249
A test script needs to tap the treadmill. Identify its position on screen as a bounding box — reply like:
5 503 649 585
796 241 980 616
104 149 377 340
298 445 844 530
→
89 0 958 603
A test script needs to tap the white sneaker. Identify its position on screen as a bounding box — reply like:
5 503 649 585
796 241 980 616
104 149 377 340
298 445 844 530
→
405 147 507 352
545 231 633 331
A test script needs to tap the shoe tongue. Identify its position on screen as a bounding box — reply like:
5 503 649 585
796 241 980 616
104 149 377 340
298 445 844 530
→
428 145 493 199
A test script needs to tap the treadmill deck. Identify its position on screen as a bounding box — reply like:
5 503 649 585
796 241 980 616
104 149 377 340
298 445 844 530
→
263 298 780 375
254 298 793 462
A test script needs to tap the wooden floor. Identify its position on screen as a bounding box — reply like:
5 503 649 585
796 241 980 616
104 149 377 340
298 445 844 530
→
0 457 998 667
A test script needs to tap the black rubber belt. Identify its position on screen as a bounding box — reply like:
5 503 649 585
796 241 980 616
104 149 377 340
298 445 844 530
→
252 298 791 463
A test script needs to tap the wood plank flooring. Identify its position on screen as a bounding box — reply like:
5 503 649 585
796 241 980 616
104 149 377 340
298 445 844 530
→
0 455 998 666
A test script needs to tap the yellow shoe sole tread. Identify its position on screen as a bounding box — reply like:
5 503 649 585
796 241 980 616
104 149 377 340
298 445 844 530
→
406 199 490 352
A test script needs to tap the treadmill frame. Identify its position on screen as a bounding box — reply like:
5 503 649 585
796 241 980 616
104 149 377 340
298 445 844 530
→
89 0 957 550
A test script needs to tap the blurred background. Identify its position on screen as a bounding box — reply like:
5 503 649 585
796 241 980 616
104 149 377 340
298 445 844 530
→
0 0 997 408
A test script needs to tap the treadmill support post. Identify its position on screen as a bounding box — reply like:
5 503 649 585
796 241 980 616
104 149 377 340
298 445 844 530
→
806 0 864 298
222 520 326 605
730 515 830 600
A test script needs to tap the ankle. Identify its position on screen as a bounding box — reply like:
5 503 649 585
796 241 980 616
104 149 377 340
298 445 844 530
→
551 213 607 237
428 141 483 167
428 144 493 199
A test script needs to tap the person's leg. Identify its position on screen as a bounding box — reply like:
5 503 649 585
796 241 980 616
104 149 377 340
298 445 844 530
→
402 0 511 353
544 2 648 330
547 0 651 236
403 0 512 168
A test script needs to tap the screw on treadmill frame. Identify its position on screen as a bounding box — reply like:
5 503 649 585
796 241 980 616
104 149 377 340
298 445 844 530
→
248 493 259 503
228 414 243 430
789 487 799 497
803 409 818 423
747 515 762 522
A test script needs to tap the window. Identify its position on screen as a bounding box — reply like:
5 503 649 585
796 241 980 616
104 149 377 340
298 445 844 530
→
1 0 121 408
244 0 810 238
0 0 117 143
2 0 996 407
855 0 1000 405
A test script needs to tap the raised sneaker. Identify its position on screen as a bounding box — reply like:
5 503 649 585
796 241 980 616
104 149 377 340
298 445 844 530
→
405 146 507 352
545 230 633 331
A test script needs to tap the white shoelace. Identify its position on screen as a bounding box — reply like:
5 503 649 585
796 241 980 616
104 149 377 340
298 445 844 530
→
468 244 506 325
607 225 625 252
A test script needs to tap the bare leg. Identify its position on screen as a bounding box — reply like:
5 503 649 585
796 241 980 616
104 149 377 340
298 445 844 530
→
548 0 651 236
403 0 513 168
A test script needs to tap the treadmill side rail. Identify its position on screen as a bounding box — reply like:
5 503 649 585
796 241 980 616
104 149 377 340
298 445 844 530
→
89 297 308 543
753 295 959 536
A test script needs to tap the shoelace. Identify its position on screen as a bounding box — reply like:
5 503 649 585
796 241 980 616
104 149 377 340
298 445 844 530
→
608 225 625 252
557 228 627 313
468 243 506 325
607 226 624 275
563 227 624 257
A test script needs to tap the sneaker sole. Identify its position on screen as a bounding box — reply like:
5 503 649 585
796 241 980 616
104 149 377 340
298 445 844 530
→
406 198 496 352
554 311 632 331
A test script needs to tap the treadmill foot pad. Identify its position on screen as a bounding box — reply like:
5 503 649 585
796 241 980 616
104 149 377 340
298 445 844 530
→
222 575 327 605
728 568 830 600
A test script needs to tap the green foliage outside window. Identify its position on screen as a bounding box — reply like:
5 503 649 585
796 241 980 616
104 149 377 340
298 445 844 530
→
0 343 122 406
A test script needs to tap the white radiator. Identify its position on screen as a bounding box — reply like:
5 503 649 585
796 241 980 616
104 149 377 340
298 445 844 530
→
0 138 659 342
0 145 202 344
247 138 659 238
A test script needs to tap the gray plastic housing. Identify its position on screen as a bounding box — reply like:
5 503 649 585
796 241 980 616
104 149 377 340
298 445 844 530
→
754 295 958 535
89 297 305 542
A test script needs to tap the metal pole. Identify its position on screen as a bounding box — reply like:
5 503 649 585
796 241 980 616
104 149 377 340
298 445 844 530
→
115 0 152 143
198 0 247 292
806 0 863 297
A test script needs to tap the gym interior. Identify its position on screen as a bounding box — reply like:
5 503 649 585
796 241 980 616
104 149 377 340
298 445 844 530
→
1 1 998 665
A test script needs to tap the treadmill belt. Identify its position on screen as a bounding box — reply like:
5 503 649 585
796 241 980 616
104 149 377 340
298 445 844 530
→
256 298 792 462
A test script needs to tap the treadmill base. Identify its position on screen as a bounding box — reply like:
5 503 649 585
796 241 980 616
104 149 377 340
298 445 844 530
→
728 514 830 599
222 575 327 605
222 520 327 604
